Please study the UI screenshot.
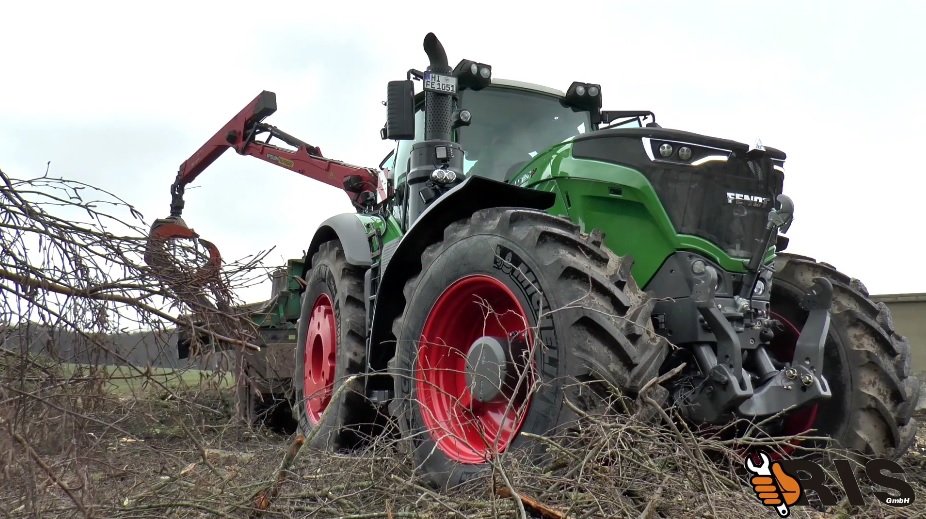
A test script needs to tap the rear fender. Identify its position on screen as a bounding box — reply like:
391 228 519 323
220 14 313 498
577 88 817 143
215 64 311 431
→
367 175 555 369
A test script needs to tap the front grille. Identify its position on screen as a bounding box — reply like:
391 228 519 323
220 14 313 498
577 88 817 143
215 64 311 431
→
649 159 781 258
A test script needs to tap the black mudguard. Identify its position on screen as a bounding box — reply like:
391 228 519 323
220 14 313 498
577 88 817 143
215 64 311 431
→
303 213 374 271
367 175 556 368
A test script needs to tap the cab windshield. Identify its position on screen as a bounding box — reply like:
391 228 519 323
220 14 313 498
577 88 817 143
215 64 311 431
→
457 86 592 182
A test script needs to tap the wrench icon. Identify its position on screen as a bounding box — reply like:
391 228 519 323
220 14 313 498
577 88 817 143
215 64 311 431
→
745 452 790 517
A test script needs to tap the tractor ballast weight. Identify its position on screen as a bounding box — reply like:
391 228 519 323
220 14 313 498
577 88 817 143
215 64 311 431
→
146 32 921 489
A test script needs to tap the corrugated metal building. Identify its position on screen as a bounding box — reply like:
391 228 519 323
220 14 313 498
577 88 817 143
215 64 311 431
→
872 293 925 409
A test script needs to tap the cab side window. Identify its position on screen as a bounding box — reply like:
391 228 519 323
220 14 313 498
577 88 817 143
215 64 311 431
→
390 107 425 229
379 150 396 177
376 150 396 205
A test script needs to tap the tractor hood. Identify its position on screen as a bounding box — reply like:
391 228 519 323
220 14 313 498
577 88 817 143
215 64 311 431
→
572 127 786 260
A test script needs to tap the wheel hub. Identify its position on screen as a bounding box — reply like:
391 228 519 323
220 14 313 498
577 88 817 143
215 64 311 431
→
464 336 510 403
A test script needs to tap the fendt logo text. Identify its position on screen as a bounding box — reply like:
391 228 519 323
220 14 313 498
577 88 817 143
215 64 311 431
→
726 192 770 207
745 452 915 517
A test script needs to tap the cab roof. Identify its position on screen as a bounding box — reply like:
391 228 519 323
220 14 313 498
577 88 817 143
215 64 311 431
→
412 78 567 103
488 78 567 98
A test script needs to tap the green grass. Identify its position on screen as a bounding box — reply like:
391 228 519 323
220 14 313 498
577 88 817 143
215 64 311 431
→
58 363 234 396
1 350 234 397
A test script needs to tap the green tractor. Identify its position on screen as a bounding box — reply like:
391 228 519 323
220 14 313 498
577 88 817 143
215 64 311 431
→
147 32 921 488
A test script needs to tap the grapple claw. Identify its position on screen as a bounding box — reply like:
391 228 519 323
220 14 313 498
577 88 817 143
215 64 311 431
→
144 216 222 281
144 215 229 315
144 215 240 358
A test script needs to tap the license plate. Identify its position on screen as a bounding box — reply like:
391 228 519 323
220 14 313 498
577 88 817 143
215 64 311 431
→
423 72 457 94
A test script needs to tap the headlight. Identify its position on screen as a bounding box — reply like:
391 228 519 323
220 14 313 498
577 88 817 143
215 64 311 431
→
753 279 767 296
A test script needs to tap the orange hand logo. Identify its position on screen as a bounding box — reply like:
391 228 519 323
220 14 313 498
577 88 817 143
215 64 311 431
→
745 453 802 517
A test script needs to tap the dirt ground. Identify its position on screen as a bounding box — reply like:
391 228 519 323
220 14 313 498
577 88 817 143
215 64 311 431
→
905 409 926 484
2 389 925 518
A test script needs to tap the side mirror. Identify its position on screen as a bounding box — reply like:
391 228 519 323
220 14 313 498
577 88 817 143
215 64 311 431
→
385 80 415 140
769 194 795 233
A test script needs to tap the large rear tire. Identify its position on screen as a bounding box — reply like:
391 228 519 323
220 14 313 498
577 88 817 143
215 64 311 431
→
770 253 921 459
387 208 668 488
293 240 376 450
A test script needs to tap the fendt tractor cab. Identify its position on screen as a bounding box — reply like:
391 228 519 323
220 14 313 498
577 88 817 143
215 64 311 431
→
380 77 648 223
146 32 920 489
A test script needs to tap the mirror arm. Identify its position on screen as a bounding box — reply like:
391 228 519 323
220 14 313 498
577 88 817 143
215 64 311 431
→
739 194 795 300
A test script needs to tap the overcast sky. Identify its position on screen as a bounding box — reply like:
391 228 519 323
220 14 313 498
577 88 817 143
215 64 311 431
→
2 1 925 304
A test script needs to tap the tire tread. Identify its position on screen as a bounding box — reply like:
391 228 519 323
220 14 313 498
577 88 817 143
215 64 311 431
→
295 240 376 450
773 252 921 459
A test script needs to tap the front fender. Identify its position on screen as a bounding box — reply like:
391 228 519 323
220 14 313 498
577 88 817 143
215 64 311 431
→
367 175 556 368
303 213 374 272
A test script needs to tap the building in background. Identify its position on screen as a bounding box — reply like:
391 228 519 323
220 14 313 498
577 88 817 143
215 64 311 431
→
873 293 925 410
873 293 926 374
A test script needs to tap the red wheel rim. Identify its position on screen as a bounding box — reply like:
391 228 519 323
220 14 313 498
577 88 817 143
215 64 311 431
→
768 310 819 456
416 275 536 464
304 293 336 425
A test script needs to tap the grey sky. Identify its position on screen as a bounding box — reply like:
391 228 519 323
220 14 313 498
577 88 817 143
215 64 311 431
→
2 1 925 304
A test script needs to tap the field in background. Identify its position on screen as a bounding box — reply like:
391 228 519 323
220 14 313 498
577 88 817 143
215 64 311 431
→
1 348 234 397
57 362 234 396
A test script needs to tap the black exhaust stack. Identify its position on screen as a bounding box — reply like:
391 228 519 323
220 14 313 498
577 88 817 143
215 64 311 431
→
382 33 493 226
422 33 452 143
403 33 466 226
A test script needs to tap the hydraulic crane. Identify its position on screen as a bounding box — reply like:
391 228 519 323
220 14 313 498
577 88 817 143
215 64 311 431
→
144 90 386 296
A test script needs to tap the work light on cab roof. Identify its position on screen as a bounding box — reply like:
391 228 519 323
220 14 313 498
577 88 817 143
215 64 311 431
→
564 81 603 122
452 59 492 90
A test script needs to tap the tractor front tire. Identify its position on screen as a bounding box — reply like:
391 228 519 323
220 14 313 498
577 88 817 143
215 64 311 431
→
770 253 922 459
388 208 667 489
293 240 376 450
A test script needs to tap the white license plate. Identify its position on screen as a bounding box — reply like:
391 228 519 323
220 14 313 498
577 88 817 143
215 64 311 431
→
423 72 457 94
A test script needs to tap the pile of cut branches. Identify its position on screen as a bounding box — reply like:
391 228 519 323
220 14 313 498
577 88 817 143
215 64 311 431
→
0 164 273 517
10 380 917 519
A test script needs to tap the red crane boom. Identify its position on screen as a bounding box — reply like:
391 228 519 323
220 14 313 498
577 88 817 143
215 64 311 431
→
145 90 385 288
169 90 382 218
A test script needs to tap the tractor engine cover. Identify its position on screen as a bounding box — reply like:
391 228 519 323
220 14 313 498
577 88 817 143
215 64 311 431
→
572 127 786 261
